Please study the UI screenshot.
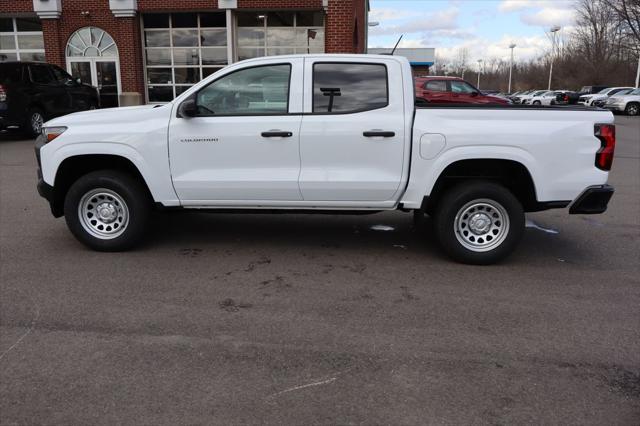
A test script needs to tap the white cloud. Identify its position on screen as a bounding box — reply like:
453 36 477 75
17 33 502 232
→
431 33 551 65
520 6 576 27
498 0 574 13
368 7 460 36
369 8 412 22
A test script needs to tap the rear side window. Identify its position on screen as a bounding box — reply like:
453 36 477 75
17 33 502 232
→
313 63 388 113
424 80 446 92
29 64 55 84
0 64 24 84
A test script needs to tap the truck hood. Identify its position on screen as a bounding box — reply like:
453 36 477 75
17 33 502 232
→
44 104 166 127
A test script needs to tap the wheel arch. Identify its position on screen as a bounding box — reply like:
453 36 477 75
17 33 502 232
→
423 158 540 213
50 154 154 217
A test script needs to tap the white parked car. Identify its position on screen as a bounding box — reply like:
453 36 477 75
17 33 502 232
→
520 90 548 104
528 91 567 106
578 87 635 106
604 88 640 116
35 54 616 264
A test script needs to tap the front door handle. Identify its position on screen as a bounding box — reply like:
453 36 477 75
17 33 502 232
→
261 131 293 138
363 131 395 138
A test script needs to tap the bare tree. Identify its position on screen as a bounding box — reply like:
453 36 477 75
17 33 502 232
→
604 0 640 45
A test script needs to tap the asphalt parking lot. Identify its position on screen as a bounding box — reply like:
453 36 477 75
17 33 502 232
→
1 116 639 425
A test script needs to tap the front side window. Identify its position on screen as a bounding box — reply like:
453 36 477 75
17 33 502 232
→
313 63 388 113
425 80 446 92
196 64 290 115
450 81 476 94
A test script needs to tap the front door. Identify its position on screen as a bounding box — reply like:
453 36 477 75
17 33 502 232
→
298 59 406 202
68 59 120 107
168 60 303 203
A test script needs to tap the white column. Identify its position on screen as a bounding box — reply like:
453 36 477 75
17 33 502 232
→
226 9 234 65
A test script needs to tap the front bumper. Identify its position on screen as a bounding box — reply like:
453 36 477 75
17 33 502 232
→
569 185 614 214
34 135 62 217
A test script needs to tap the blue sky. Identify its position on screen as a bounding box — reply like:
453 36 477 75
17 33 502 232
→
368 0 576 62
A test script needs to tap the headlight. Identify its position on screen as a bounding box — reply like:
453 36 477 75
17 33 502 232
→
41 126 67 143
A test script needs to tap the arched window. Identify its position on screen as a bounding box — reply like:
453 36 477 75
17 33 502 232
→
66 27 120 107
66 27 117 57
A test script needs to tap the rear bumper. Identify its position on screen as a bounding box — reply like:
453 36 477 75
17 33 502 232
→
569 184 614 214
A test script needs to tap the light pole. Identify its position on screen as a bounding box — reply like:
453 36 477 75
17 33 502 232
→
508 43 516 93
477 59 483 89
635 52 640 88
547 26 561 90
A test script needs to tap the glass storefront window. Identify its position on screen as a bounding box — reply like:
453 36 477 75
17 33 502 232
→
0 17 45 63
236 11 324 60
143 12 228 103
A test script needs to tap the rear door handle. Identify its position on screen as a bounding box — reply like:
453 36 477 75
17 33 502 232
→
363 131 395 138
261 131 293 138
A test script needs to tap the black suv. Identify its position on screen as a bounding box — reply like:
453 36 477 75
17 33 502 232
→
0 61 99 136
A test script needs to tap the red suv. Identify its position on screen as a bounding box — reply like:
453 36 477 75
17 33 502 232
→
415 76 510 105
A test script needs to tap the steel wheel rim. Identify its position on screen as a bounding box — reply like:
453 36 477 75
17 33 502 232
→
31 112 43 134
78 188 129 239
454 198 510 252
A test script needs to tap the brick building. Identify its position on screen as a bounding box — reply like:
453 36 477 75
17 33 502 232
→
1 0 369 106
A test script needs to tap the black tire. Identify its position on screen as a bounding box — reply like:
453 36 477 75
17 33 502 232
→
625 102 639 116
533 100 541 105
64 170 151 251
433 181 525 265
25 108 45 137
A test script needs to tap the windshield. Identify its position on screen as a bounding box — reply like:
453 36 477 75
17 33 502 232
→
534 90 547 96
629 88 640 95
597 88 611 94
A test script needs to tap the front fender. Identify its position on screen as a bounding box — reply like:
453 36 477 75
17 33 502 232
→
43 141 179 206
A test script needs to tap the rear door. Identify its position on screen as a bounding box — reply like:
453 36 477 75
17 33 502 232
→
423 80 450 103
27 64 69 118
298 58 406 203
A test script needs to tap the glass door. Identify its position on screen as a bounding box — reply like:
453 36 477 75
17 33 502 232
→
67 59 120 107
96 60 118 107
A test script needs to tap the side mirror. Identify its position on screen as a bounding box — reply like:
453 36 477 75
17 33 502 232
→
471 91 479 97
177 98 197 118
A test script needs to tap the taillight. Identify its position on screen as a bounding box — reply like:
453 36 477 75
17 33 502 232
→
0 84 6 102
563 94 568 102
594 124 615 171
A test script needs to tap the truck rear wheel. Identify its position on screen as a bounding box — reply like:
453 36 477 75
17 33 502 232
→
64 170 150 251
433 181 524 264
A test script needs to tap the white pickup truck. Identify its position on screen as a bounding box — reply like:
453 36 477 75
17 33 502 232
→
35 54 616 264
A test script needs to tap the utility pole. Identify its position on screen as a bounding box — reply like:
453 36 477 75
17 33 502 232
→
477 59 483 89
636 52 640 88
508 43 516 93
547 26 560 90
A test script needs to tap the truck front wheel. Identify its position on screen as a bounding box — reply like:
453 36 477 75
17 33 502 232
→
64 170 150 251
433 181 524 264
